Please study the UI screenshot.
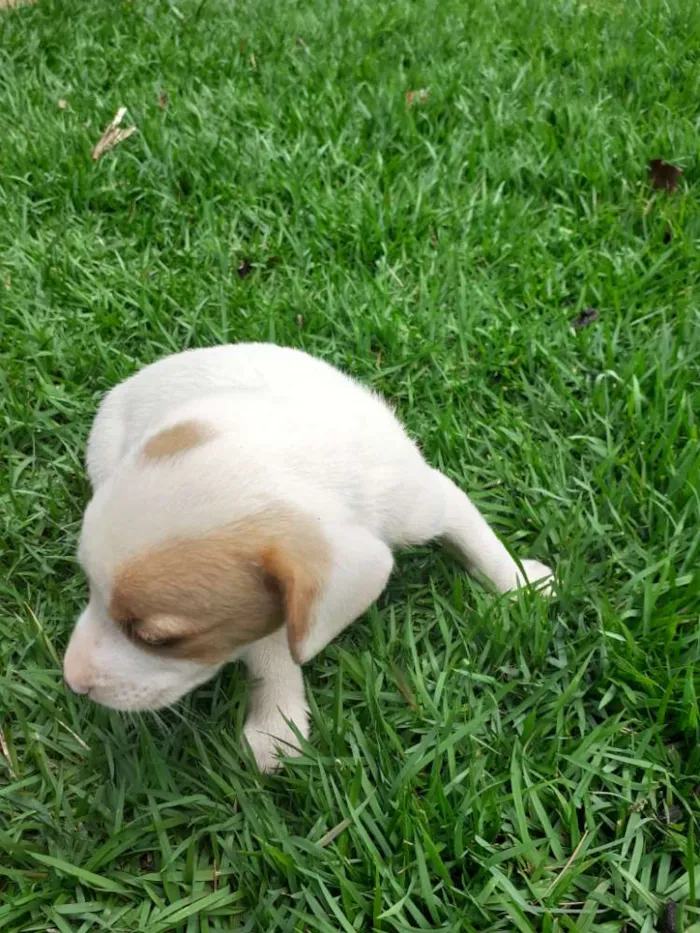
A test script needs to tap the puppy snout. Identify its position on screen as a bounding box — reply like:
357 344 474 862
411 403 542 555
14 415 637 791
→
63 632 95 697
64 672 91 695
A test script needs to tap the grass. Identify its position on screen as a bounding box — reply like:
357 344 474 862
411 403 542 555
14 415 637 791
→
1 0 700 928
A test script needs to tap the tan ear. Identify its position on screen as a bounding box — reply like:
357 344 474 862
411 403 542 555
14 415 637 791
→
260 530 329 665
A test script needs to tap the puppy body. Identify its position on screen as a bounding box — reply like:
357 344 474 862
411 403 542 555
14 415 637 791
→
65 344 552 770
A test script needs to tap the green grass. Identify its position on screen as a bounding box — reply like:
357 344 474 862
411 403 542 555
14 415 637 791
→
1 0 700 928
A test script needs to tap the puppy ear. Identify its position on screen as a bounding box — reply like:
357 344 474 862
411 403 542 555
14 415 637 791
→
260 541 326 664
270 523 394 664
260 522 395 666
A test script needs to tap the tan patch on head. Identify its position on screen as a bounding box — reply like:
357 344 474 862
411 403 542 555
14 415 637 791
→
109 508 330 665
142 420 214 460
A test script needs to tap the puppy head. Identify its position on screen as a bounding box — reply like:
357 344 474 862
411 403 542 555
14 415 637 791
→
63 421 328 710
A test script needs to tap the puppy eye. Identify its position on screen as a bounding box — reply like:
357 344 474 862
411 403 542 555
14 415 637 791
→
135 630 182 649
118 615 182 648
143 636 177 647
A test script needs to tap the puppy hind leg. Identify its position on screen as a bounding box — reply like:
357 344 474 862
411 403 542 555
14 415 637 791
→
408 468 553 595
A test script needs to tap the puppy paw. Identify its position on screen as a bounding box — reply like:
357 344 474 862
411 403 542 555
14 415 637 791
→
512 559 555 596
243 709 309 773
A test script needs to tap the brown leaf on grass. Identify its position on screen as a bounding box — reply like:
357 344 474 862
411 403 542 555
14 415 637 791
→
237 259 253 279
391 662 417 711
649 159 682 192
0 724 15 778
92 107 137 161
0 0 35 10
318 817 353 848
571 307 599 330
660 900 677 933
406 88 429 107
158 92 169 109
657 803 683 824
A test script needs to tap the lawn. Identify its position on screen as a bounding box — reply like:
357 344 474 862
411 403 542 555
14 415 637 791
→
1 0 700 929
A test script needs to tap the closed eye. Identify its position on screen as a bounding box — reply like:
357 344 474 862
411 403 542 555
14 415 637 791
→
117 616 184 648
118 617 182 649
133 630 183 649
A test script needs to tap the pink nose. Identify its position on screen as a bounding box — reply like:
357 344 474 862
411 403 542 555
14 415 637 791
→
63 630 95 696
63 672 92 695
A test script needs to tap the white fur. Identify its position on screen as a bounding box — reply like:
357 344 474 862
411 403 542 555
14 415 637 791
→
64 344 553 770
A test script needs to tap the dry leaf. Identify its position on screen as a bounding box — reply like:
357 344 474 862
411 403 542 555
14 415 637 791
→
92 106 137 161
158 92 169 109
296 314 304 328
318 817 352 848
58 99 69 110
391 662 417 711
657 803 683 824
660 900 677 933
406 89 429 107
0 724 14 778
571 307 599 330
649 158 682 192
237 259 253 279
0 0 35 9
249 52 257 69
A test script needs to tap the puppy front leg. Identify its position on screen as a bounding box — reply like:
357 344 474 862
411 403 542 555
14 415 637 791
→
241 525 393 770
242 628 308 772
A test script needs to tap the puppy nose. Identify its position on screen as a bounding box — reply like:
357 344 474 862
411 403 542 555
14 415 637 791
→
63 632 94 696
64 673 91 696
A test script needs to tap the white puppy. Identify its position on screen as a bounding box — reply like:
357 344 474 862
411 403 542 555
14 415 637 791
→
63 344 553 770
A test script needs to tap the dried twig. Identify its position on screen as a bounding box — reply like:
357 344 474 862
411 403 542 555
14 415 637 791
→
0 724 15 778
92 106 137 161
544 830 590 898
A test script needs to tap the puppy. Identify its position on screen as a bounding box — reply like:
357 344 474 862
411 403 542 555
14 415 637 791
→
63 344 553 770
